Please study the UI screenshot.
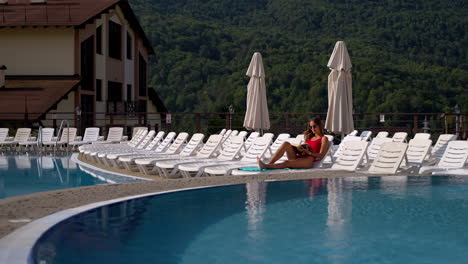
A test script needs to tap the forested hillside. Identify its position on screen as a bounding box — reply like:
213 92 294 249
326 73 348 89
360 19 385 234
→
130 0 467 113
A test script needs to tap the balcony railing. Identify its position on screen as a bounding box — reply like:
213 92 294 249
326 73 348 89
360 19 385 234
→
0 111 466 140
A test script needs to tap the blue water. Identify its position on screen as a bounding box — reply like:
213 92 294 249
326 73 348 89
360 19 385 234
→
0 154 138 199
33 176 468 264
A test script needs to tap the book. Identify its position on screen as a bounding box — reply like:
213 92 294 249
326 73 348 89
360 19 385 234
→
291 143 313 154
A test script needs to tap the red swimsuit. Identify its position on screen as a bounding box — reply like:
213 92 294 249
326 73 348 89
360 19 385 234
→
306 136 323 153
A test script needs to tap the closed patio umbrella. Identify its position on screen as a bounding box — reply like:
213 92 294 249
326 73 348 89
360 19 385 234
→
325 41 354 135
243 52 270 133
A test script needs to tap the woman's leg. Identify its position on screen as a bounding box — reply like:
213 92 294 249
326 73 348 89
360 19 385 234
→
268 142 297 164
258 157 315 169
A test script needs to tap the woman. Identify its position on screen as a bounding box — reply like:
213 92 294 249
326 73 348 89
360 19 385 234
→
257 117 329 169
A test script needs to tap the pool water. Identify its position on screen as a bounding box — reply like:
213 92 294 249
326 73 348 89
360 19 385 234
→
0 154 137 199
33 176 468 264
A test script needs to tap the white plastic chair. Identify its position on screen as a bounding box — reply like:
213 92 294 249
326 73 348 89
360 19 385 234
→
401 139 432 171
413 133 431 140
367 142 408 174
331 141 369 171
419 141 468 174
375 131 389 138
392 132 408 143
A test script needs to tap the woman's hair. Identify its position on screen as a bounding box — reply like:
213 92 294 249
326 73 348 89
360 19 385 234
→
304 116 324 141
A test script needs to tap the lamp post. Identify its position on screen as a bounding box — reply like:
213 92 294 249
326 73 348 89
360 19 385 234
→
454 104 460 139
228 104 234 130
422 116 430 133
76 105 82 136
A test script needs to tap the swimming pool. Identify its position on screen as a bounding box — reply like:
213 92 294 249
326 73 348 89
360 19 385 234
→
32 176 468 264
0 154 139 199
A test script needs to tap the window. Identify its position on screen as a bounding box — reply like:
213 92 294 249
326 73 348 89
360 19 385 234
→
80 36 94 91
139 54 147 96
127 84 132 101
108 21 122 60
96 26 102 54
126 32 132 60
108 81 122 102
96 79 102 101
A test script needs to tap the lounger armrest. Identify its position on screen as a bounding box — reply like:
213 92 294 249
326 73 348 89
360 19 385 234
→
75 136 82 141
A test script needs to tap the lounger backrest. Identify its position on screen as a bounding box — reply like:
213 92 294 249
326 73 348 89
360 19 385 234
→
359 130 372 141
244 132 260 149
40 128 55 143
333 136 361 159
437 141 468 168
164 132 189 154
217 135 245 161
132 127 147 137
405 139 432 164
413 133 431 140
367 137 393 161
154 132 176 152
392 132 408 143
313 141 333 168
349 130 358 136
145 131 165 151
263 133 274 140
0 128 8 142
222 130 239 149
106 127 124 142
332 141 369 171
375 131 389 138
196 134 223 158
219 129 226 136
222 130 232 140
14 128 31 142
59 127 77 143
295 134 305 143
431 134 457 158
368 142 408 174
82 127 100 142
128 129 147 147
238 131 248 139
241 136 272 162
137 130 155 149
270 134 290 153
179 133 205 156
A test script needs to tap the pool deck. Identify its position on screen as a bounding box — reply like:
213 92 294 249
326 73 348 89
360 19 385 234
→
0 155 404 239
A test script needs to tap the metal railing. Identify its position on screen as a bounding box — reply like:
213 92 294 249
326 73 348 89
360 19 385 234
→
0 111 466 141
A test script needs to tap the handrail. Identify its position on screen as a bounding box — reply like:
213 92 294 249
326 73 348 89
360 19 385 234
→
55 119 70 156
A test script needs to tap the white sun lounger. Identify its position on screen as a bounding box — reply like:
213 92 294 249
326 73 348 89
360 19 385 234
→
375 131 389 138
92 127 125 144
365 137 393 164
99 130 156 166
391 132 408 143
87 129 148 163
400 139 432 172
18 128 54 151
349 130 358 136
419 141 468 175
68 127 100 148
365 142 408 174
102 130 158 167
203 136 273 176
264 133 290 159
42 127 77 151
148 134 223 177
1 128 31 150
359 130 372 141
218 128 227 136
176 135 246 177
413 133 431 140
241 132 260 153
121 133 202 172
105 132 181 169
0 128 10 150
79 128 146 155
428 134 457 162
331 141 369 171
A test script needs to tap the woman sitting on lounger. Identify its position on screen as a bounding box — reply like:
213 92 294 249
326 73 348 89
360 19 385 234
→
257 117 329 169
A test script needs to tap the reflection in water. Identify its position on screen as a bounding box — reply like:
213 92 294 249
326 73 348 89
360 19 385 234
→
245 182 268 237
305 179 325 199
380 176 408 197
326 178 353 264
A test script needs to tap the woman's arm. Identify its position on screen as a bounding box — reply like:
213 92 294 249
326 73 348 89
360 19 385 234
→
307 137 329 159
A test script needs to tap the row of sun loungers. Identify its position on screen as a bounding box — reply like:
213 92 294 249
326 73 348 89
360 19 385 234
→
78 128 468 178
0 127 147 151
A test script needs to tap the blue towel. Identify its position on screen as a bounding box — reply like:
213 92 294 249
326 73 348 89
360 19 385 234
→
238 167 286 172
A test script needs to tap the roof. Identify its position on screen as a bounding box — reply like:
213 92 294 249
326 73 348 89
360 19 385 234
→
0 0 154 54
0 76 80 120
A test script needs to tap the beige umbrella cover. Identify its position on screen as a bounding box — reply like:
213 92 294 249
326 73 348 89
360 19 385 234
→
243 52 270 131
325 41 354 134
